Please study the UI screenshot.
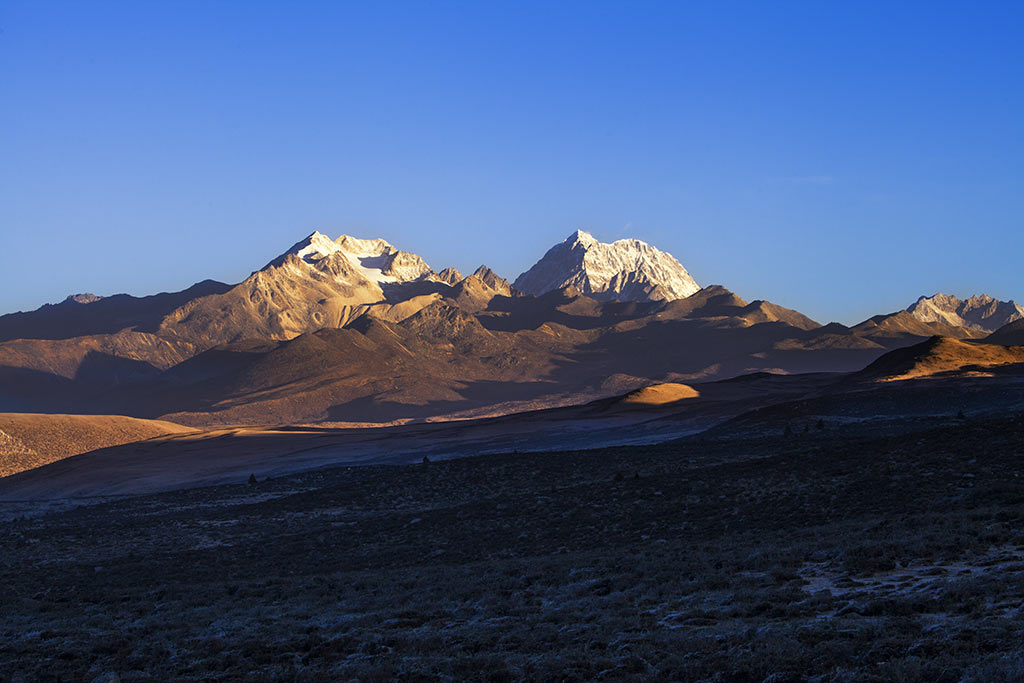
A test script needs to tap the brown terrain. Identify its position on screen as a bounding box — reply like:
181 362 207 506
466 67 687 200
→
3 401 1024 681
0 413 194 478
0 283 968 427
3 333 1024 500
618 382 700 406
0 370 832 498
856 336 1024 381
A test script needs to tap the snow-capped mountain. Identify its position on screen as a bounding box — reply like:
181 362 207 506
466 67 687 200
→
906 293 1024 333
157 232 440 346
513 230 700 302
267 231 435 286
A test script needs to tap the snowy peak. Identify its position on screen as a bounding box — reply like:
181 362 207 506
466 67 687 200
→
266 232 434 286
331 234 433 283
274 231 341 265
513 231 700 302
161 231 440 347
906 293 1024 333
567 229 600 249
334 235 395 257
379 250 434 282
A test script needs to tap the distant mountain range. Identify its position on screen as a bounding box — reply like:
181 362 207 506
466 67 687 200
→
0 229 1019 425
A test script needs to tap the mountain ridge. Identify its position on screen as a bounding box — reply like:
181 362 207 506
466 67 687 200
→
0 228 1018 426
513 230 701 302
906 293 1024 333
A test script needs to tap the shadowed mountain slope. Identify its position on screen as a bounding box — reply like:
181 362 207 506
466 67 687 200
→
848 311 985 347
86 289 866 425
0 280 230 342
0 369 841 498
985 319 1024 346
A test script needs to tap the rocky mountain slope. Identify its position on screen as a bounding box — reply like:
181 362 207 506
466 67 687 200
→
906 293 1024 332
842 293 1024 350
155 231 444 348
0 279 230 342
4 286 886 425
986 319 1024 346
513 230 700 301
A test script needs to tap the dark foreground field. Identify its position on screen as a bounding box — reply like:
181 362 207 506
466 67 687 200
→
3 414 1024 681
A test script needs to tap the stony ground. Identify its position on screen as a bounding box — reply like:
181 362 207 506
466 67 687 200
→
2 414 1024 681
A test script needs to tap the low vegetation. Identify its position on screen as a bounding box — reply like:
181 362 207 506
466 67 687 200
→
2 414 1024 680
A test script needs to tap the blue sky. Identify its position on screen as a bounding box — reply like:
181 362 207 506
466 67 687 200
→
1 1 1021 324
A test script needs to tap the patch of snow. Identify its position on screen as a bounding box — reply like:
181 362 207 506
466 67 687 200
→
270 231 435 286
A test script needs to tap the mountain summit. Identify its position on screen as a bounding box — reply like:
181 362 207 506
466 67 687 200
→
906 293 1024 333
513 230 700 302
267 231 434 285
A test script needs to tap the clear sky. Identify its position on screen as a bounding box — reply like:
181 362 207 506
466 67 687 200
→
1 1 1022 324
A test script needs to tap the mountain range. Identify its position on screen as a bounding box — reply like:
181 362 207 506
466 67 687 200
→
0 229 1020 426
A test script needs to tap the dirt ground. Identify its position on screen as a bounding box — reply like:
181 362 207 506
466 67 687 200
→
0 413 194 478
2 413 1024 680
